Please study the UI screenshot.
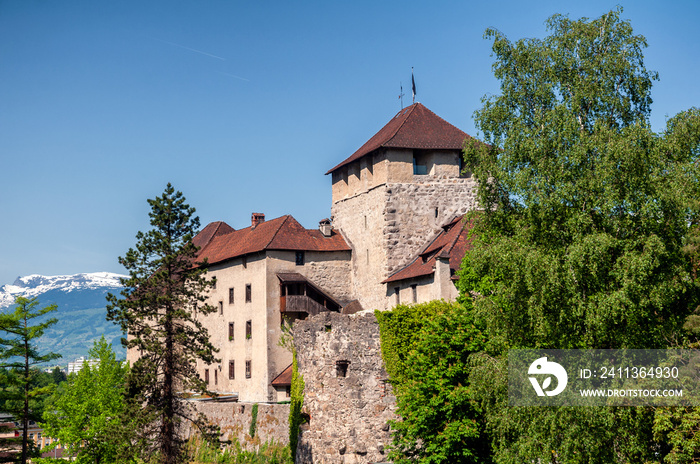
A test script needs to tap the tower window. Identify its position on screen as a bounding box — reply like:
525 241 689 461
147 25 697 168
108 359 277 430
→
246 284 252 302
413 152 428 175
219 301 223 315
246 320 252 339
229 288 234 304
229 361 235 379
295 251 305 266
228 322 234 340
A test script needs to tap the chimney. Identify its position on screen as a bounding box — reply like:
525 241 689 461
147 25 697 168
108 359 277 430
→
319 218 332 237
251 213 265 229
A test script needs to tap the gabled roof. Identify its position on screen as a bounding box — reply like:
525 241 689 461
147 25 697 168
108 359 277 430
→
383 215 473 284
326 103 472 175
271 364 293 387
195 215 351 266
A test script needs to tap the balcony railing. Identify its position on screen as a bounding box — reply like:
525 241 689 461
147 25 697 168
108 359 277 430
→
280 295 326 316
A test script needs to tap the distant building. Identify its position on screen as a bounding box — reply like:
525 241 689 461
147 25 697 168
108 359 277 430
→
67 357 98 375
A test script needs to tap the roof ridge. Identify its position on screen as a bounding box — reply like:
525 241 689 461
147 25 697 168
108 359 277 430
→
263 214 291 250
384 103 419 146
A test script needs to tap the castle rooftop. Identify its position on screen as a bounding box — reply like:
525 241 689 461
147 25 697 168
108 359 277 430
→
326 102 472 175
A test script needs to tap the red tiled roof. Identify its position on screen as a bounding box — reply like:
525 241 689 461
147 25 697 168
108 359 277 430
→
383 215 473 283
195 215 351 266
326 103 472 174
271 363 293 387
193 221 235 250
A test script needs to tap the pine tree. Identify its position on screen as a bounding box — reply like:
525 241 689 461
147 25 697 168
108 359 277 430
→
106 183 220 464
0 296 61 464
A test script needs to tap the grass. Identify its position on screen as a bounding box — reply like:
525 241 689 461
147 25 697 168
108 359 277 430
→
187 435 292 464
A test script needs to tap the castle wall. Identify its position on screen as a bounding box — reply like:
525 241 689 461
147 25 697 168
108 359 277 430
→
383 177 477 275
185 401 289 449
332 168 477 311
201 253 270 403
293 311 396 464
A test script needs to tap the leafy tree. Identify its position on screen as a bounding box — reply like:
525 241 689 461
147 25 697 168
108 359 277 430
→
376 301 488 464
0 296 61 464
40 336 133 464
456 7 700 463
106 183 220 464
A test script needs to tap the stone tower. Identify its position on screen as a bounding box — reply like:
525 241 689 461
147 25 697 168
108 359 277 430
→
327 103 478 311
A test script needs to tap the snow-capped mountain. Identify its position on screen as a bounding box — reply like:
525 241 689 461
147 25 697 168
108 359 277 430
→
0 272 125 308
0 272 128 362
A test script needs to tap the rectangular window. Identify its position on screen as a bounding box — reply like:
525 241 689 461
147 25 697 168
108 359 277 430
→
229 287 234 304
228 322 234 340
295 251 305 266
245 360 251 379
219 301 223 315
246 284 252 303
394 287 400 305
411 284 417 303
214 369 218 385
229 361 235 379
246 320 252 339
204 369 209 384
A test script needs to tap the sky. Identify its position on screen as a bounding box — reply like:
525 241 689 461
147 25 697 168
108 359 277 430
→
1 0 699 286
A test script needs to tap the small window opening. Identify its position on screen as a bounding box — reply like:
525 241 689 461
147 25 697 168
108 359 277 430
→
295 251 305 266
245 360 252 379
246 320 252 339
219 301 223 315
204 369 209 384
229 287 234 304
214 369 218 385
246 284 252 302
229 360 235 379
336 360 350 378
413 152 428 175
394 287 400 305
228 322 234 340
411 284 417 303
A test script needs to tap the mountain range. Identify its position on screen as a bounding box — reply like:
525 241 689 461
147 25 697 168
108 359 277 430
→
0 272 127 365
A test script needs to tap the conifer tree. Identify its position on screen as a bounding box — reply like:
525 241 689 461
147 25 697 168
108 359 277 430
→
0 296 61 464
106 183 219 464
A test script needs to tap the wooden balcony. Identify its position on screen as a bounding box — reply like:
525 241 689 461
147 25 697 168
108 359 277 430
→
280 295 327 316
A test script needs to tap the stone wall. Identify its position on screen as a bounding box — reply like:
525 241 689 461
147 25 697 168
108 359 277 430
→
383 177 477 275
293 311 396 464
186 401 290 449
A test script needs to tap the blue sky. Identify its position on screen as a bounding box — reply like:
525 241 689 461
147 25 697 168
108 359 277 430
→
1 0 698 285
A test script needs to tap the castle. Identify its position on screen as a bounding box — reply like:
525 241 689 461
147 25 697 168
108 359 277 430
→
171 103 479 403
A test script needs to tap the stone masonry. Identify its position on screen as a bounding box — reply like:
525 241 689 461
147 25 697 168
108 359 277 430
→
293 311 396 464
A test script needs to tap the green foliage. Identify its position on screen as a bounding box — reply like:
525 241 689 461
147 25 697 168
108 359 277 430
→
0 296 61 464
187 435 292 464
377 301 488 463
452 7 700 464
106 183 221 464
463 7 699 350
288 349 304 463
39 336 135 464
249 403 258 438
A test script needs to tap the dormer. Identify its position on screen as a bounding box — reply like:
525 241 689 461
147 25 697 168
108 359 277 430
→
326 103 472 203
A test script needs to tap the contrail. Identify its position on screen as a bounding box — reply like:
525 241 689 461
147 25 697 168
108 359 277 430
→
152 37 226 61
219 72 250 82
